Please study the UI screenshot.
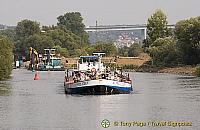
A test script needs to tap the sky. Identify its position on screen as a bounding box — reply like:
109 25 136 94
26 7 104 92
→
1 0 200 26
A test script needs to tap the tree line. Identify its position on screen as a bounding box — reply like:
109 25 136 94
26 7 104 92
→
0 10 200 80
0 12 118 80
1 11 199 64
0 36 13 80
0 12 118 61
144 9 200 67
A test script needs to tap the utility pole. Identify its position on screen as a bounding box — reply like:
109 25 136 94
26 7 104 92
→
95 20 98 43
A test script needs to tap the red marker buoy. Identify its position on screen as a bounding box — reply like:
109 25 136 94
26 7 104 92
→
34 72 39 80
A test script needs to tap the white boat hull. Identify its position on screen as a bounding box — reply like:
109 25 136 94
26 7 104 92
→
64 79 133 95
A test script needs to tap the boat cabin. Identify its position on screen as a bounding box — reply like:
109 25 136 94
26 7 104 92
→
77 56 105 71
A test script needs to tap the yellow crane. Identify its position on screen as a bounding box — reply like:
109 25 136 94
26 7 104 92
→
29 47 39 70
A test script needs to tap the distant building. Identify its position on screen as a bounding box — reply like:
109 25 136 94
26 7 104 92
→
114 33 136 48
87 28 144 45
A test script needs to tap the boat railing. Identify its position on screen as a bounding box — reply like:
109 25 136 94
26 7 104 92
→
65 69 131 85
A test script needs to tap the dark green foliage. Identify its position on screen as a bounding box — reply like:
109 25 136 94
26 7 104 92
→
57 12 89 43
91 41 117 56
145 10 200 67
57 12 84 35
118 46 129 57
195 66 200 77
45 29 81 50
14 18 88 58
149 37 179 66
16 19 40 39
175 17 200 65
118 43 143 57
53 45 69 57
106 63 138 71
3 12 119 58
121 64 138 70
146 9 171 47
15 19 41 58
0 29 16 42
128 44 143 57
25 34 54 54
0 36 13 80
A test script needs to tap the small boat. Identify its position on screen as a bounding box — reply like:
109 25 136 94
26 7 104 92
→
64 53 133 95
37 49 65 71
29 48 65 71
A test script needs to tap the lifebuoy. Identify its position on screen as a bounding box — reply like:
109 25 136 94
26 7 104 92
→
91 68 96 73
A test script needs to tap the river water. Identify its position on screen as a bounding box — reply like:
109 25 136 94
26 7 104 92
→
0 69 200 130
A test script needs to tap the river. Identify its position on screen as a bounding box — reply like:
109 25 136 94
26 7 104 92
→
0 69 200 130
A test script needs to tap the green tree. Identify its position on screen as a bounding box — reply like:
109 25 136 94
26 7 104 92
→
146 9 170 47
15 19 41 58
0 29 16 42
0 36 13 80
175 17 200 65
118 46 129 57
83 45 95 55
16 19 40 39
53 45 69 57
195 66 200 77
149 37 178 66
57 12 89 43
92 41 117 56
25 34 54 55
44 28 82 56
128 43 143 57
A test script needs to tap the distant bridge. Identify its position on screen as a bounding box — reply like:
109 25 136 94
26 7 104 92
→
85 24 175 39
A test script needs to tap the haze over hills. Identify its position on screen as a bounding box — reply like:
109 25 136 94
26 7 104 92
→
0 24 15 30
88 29 145 45
0 23 145 45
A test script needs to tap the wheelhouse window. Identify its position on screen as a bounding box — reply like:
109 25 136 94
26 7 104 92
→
79 56 98 63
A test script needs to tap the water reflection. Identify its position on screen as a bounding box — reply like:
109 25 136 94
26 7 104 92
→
0 70 200 130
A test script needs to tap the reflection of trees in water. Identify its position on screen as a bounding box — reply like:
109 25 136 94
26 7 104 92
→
0 82 11 96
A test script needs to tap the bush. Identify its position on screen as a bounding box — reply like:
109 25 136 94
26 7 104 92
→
106 63 120 71
121 64 138 70
195 66 200 77
148 37 179 66
0 36 13 80
128 43 143 57
106 63 138 71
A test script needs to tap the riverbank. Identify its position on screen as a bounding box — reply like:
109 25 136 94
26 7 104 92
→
136 64 197 76
158 66 197 75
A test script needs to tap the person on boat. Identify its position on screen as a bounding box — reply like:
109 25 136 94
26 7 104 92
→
96 70 101 79
80 72 85 81
72 71 80 82
90 68 97 80
105 66 110 73
73 74 77 83
64 70 69 82
85 74 91 81
101 73 106 79
110 72 115 80
77 72 81 81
